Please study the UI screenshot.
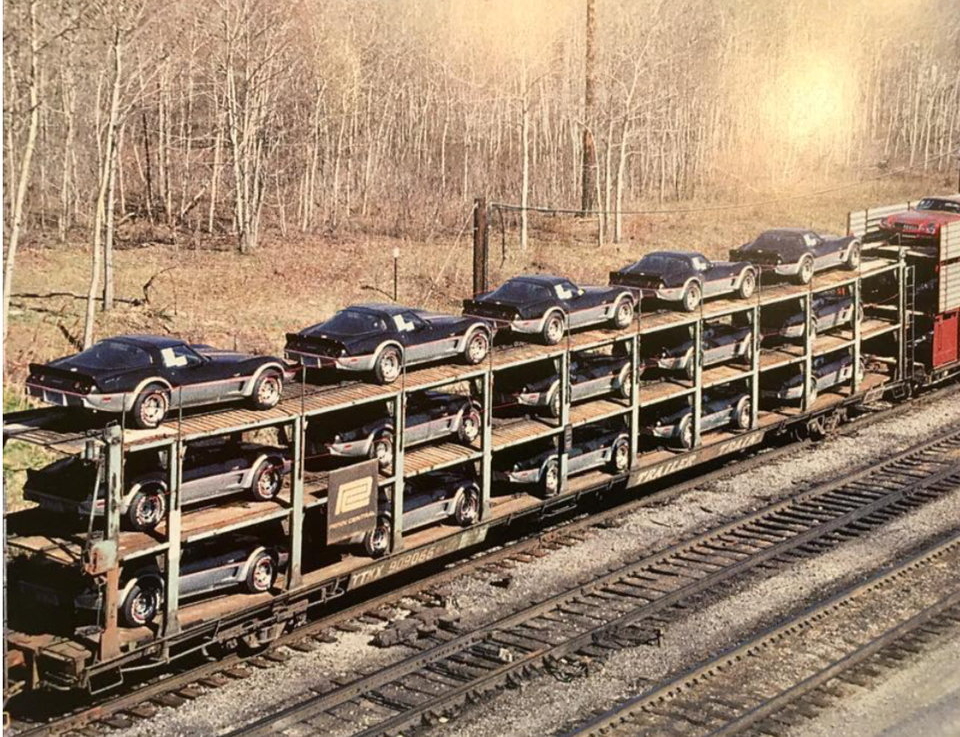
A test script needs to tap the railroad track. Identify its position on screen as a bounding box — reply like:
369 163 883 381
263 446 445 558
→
225 425 960 737
8 385 957 736
565 532 960 737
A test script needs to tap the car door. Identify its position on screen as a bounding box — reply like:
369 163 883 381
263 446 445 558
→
554 280 596 328
804 232 836 269
160 345 229 408
694 256 733 297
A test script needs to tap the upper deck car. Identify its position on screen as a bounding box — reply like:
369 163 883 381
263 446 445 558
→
463 275 635 345
24 437 289 531
878 195 960 242
730 229 861 285
26 335 287 429
609 251 757 312
285 304 491 384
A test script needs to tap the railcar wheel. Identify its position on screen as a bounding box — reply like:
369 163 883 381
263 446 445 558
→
120 581 162 627
542 312 566 345
845 241 862 270
681 282 702 312
126 486 167 531
363 517 392 558
369 431 394 472
250 459 283 501
464 329 490 365
541 459 560 497
251 370 283 410
738 269 757 299
457 407 481 444
245 551 276 593
797 256 815 285
131 384 169 429
374 346 403 384
612 297 634 329
453 487 480 526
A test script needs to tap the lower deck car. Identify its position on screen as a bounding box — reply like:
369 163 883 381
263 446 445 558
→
645 323 752 379
761 290 862 340
762 353 863 404
24 438 289 531
643 393 751 450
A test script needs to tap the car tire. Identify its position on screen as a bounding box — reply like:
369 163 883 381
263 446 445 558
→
797 255 815 285
609 437 630 473
681 282 702 312
362 517 391 558
250 458 283 501
807 376 819 405
453 487 480 526
678 415 694 450
126 485 167 531
244 551 276 593
734 397 752 430
369 431 394 472
844 241 862 271
741 337 754 365
250 369 283 410
120 580 162 628
611 297 634 329
738 269 757 299
856 302 865 324
373 346 403 384
548 387 562 418
463 329 491 365
457 406 482 444
541 458 560 497
542 312 566 345
618 364 635 399
130 383 169 429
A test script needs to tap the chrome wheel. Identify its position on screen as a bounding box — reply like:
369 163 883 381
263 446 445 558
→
371 434 394 468
466 331 489 364
799 257 814 284
459 411 480 444
613 299 633 328
680 418 694 449
130 589 159 625
544 314 565 345
613 441 630 472
253 463 282 500
846 242 861 270
736 399 751 429
139 391 168 428
543 461 560 495
256 374 281 407
739 270 756 299
682 283 701 312
456 491 479 526
619 367 632 399
249 557 274 592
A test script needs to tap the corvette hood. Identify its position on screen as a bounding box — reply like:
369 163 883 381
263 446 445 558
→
887 210 959 226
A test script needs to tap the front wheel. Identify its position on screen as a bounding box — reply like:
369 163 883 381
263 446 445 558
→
369 431 394 472
126 486 167 531
678 415 694 450
362 517 392 558
542 312 566 345
130 384 169 429
844 241 862 271
541 458 560 497
734 397 752 430
453 487 480 526
796 256 815 285
250 370 283 410
250 459 283 501
457 407 481 444
373 346 403 384
463 330 490 365
244 551 277 593
610 438 630 473
807 376 819 405
681 282 702 312
611 297 634 329
120 581 162 628
738 269 757 299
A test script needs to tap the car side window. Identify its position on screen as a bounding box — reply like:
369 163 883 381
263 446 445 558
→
691 256 711 271
160 345 203 369
802 233 821 248
393 313 421 332
555 281 581 300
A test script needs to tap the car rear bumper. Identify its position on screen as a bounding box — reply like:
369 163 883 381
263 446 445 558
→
325 437 374 458
284 350 376 372
762 386 802 400
499 468 540 485
26 384 127 413
23 489 99 517
642 424 678 439
758 263 800 277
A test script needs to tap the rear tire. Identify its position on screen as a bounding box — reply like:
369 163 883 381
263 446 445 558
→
130 384 169 429
611 297 634 329
362 517 391 558
681 282 702 312
463 329 490 365
120 581 161 627
678 415 694 450
618 364 635 399
541 458 560 497
126 486 166 531
807 376 819 405
250 369 283 410
610 438 630 473
797 256 814 285
373 346 403 384
250 459 283 501
845 241 862 270
734 397 752 430
457 407 481 444
738 269 757 299
244 551 276 593
542 312 565 345
369 431 394 472
453 487 480 526
548 387 562 418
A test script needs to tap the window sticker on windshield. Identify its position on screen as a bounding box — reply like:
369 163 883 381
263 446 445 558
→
554 285 573 300
160 347 188 368
803 233 819 247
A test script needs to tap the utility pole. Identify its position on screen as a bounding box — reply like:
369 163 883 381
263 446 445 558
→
473 197 488 296
580 0 598 215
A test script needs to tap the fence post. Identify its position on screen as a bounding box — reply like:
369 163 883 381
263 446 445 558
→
473 197 488 296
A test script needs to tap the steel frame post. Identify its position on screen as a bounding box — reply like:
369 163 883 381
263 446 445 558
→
898 258 909 382
390 391 405 552
288 416 305 589
803 291 815 411
558 343 571 493
750 304 760 428
480 369 493 520
852 277 862 393
692 318 702 447
628 334 640 462
163 439 182 637
99 424 123 661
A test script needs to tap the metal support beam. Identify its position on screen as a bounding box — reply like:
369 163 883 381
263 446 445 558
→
852 278 862 393
99 424 123 661
480 369 493 520
390 391 405 552
628 334 640 462
558 338 571 494
288 417 305 589
803 291 815 411
692 319 703 447
750 304 760 429
163 440 182 637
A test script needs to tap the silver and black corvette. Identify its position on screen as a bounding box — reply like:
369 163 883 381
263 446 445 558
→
23 436 289 532
644 323 753 379
463 275 635 345
643 393 751 450
762 290 863 340
762 353 863 404
306 391 481 471
285 304 492 384
610 251 757 312
26 335 287 430
730 229 861 285
494 424 630 497
494 351 640 418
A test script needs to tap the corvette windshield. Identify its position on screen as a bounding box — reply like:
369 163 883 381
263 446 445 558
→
487 281 552 302
62 340 153 370
917 198 960 214
322 310 387 333
628 254 688 272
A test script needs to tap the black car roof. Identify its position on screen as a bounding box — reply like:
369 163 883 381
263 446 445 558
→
509 275 569 287
758 228 814 237
644 250 701 259
347 303 415 317
108 335 186 349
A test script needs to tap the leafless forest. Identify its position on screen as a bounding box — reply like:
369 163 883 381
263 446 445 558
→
3 0 960 346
